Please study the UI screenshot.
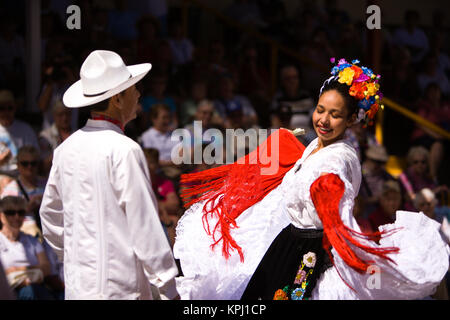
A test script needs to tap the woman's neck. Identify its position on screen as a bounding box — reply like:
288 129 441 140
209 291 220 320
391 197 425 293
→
19 175 36 189
1 227 20 242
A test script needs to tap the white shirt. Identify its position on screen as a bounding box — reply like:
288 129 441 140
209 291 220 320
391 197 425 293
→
40 119 178 300
0 232 44 270
280 138 361 230
139 127 179 161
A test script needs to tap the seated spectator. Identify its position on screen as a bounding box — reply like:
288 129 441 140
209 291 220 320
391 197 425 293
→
360 145 396 215
139 104 181 179
143 148 181 247
179 80 209 127
414 188 441 222
39 100 73 175
140 70 178 129
222 102 262 162
270 65 315 144
0 196 53 300
393 10 429 64
353 195 373 233
167 21 194 67
399 146 448 210
214 74 258 128
368 180 403 233
184 99 215 133
206 40 237 83
417 53 450 98
237 40 270 100
0 90 39 175
270 105 293 130
344 121 378 163
411 82 450 181
38 55 77 131
1 146 46 238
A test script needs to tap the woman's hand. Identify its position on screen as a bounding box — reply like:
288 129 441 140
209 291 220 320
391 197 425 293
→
0 145 11 166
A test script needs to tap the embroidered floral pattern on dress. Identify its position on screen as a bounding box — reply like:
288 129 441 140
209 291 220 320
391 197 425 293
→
303 252 316 268
291 288 306 300
273 288 288 300
274 252 316 300
294 270 306 285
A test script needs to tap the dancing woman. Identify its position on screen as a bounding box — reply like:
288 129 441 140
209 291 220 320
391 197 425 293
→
174 59 449 300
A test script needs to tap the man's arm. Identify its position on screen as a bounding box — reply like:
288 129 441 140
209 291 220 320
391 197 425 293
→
39 160 64 262
117 147 179 299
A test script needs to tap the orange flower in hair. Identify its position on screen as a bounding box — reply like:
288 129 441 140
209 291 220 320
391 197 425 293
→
349 82 366 100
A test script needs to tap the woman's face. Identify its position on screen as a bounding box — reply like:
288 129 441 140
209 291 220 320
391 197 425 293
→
312 90 355 147
152 109 172 133
410 154 428 176
0 208 25 231
380 191 402 217
18 153 39 181
417 198 436 218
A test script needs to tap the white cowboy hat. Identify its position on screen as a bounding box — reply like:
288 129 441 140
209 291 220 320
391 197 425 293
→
63 50 151 108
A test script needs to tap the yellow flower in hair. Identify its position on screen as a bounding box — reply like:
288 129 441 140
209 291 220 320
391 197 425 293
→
338 68 355 86
365 82 380 96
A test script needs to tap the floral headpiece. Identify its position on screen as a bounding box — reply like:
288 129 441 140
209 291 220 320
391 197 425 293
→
329 58 383 127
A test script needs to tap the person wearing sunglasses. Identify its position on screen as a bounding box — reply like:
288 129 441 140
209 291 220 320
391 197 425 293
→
0 196 53 300
2 146 46 237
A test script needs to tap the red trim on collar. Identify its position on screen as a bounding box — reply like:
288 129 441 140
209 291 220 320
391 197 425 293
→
91 115 124 132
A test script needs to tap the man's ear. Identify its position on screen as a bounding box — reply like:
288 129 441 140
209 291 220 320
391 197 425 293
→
111 93 123 110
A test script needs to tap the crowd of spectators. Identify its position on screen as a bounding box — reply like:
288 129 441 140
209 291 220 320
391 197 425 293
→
0 0 449 299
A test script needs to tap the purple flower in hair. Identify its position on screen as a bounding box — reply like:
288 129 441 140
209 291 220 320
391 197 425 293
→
376 91 383 100
330 57 336 63
338 58 347 65
354 73 370 82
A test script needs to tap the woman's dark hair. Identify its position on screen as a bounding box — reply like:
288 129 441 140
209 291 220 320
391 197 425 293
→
143 148 160 162
17 145 40 162
150 103 171 120
319 77 359 118
0 196 27 213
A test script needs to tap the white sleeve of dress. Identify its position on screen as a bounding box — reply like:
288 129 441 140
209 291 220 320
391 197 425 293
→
301 146 362 232
40 154 64 262
310 148 450 300
116 147 179 299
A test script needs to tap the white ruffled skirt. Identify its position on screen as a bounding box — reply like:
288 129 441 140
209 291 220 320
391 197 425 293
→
173 185 450 300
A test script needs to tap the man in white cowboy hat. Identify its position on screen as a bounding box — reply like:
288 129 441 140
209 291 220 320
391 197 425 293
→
39 50 179 300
